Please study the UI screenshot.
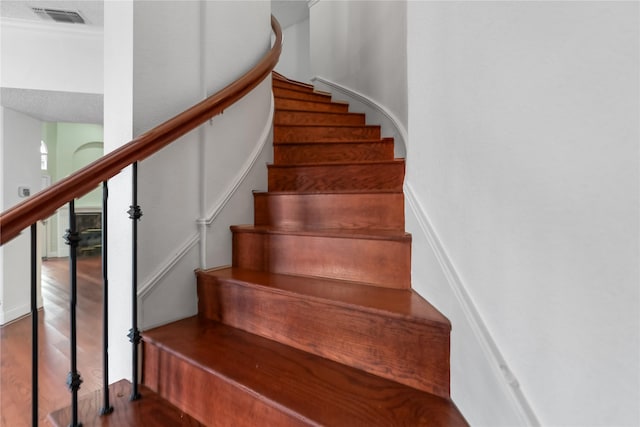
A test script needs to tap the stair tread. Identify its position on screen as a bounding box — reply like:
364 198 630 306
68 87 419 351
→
230 224 411 241
143 317 467 426
199 267 450 328
274 98 350 114
274 87 333 102
272 72 315 90
274 137 393 145
274 86 333 97
275 123 379 129
253 189 403 195
48 379 204 427
275 94 349 105
275 108 362 116
271 74 324 91
268 158 404 168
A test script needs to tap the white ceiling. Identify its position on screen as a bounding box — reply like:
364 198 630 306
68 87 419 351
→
0 1 308 125
272 0 309 28
0 1 308 29
0 0 104 26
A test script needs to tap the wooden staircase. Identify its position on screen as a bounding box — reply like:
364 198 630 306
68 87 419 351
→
51 73 468 426
141 74 467 426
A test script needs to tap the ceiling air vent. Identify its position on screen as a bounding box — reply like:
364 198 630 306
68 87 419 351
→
31 7 86 24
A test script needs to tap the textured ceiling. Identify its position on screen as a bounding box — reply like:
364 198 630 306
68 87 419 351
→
1 1 309 125
1 88 103 124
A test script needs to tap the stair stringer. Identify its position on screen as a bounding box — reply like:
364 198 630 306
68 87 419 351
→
311 75 407 158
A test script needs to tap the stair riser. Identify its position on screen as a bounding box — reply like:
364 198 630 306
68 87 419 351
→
254 192 405 231
273 79 315 92
274 86 331 102
274 125 381 142
143 342 309 427
232 231 411 288
275 111 365 126
268 162 405 192
198 276 450 397
275 97 349 113
274 141 394 164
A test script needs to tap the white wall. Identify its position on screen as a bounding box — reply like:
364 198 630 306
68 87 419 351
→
0 107 42 324
407 2 639 426
0 18 102 94
104 0 273 380
104 0 134 383
131 1 203 324
275 18 312 83
134 0 271 329
310 0 407 129
309 0 639 425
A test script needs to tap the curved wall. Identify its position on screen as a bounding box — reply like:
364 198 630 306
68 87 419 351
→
310 1 639 425
104 0 273 381
407 2 639 426
309 0 407 131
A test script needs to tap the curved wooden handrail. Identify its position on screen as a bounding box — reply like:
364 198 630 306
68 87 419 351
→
0 16 282 245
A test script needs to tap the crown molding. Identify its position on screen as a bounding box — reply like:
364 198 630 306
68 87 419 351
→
1 17 103 37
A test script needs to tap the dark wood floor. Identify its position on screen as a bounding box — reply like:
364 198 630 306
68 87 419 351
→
0 256 104 426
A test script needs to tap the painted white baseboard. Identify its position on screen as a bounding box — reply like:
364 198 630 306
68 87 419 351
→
138 233 200 299
311 75 407 158
138 94 274 301
0 303 30 326
405 182 539 426
200 95 274 226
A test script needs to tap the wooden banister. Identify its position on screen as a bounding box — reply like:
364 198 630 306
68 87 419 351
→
0 15 282 246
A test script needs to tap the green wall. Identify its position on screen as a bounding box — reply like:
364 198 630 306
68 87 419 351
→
42 122 104 207
41 122 103 256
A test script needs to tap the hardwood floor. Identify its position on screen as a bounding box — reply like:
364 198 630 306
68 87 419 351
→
1 256 104 426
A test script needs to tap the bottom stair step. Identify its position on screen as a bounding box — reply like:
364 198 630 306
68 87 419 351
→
48 379 204 426
142 316 467 427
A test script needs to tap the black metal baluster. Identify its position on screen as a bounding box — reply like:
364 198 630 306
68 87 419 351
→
100 181 114 416
65 200 83 426
127 162 142 401
30 224 38 426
